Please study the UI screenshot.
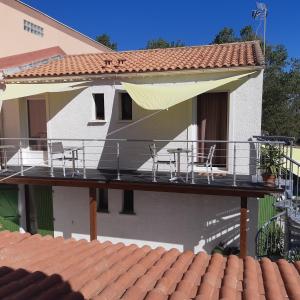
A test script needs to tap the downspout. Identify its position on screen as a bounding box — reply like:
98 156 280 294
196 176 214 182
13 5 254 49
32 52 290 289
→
0 71 5 143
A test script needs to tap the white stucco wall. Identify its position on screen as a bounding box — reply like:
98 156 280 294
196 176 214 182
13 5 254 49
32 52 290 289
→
52 186 258 256
2 70 263 174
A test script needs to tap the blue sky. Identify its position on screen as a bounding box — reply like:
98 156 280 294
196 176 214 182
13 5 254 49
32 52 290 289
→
23 0 299 58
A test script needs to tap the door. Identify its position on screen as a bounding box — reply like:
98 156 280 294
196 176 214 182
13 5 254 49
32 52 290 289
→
27 99 47 151
26 185 54 236
197 92 228 167
0 185 19 232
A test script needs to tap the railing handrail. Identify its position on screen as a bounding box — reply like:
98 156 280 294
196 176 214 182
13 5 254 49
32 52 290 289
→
0 137 287 144
283 154 300 167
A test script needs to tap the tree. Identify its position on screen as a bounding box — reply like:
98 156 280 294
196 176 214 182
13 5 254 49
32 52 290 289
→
95 34 117 50
240 25 256 41
212 27 237 44
145 38 185 49
212 25 257 44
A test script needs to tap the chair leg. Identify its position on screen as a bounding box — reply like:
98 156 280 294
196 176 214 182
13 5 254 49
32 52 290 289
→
152 161 155 181
206 165 210 184
211 165 214 181
169 163 173 178
62 157 66 177
186 165 189 182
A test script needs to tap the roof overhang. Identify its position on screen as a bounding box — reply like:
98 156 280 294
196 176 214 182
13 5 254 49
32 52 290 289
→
4 65 264 84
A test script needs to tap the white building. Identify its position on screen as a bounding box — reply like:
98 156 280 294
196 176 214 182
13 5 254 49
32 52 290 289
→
0 41 272 257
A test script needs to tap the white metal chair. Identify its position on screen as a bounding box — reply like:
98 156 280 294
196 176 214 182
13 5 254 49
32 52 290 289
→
186 144 216 183
49 142 74 177
149 144 176 180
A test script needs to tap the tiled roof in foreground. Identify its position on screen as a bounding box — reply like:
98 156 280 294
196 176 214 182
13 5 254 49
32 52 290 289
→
8 41 264 79
0 231 299 300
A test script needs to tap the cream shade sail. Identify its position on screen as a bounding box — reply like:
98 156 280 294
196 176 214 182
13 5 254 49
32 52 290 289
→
0 81 88 102
122 72 256 110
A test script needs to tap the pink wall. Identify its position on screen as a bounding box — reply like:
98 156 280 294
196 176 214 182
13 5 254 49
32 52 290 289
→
0 1 110 57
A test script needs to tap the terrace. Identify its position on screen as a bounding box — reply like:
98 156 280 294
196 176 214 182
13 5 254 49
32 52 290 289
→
0 137 284 194
0 137 288 257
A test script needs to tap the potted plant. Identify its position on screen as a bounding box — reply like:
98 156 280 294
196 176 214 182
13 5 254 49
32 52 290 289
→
258 144 284 185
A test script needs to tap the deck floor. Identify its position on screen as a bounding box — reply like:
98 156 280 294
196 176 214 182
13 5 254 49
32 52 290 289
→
0 165 279 194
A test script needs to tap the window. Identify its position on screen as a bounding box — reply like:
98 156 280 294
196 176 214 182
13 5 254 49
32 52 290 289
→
120 93 132 120
121 190 135 214
97 189 109 213
24 20 44 37
93 94 105 120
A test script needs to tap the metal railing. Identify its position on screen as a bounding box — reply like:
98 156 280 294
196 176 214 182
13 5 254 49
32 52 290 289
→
0 137 286 187
255 140 300 259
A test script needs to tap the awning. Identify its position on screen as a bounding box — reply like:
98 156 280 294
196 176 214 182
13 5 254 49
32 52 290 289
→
122 72 256 110
0 81 88 102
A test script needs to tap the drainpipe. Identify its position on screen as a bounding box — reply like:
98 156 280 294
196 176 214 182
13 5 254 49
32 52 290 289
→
0 71 5 144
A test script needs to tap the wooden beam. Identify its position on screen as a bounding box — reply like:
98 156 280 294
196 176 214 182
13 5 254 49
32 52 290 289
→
0 175 281 198
89 187 97 241
240 196 248 258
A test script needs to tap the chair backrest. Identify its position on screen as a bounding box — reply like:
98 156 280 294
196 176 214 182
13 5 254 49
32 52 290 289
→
50 142 64 154
207 144 216 165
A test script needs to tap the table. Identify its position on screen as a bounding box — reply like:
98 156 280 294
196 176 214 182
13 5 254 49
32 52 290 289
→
167 148 191 182
63 146 83 177
0 145 15 172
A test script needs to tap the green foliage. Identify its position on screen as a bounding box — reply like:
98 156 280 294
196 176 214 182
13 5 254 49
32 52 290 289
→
212 27 237 44
257 222 285 259
95 33 117 50
145 38 185 49
265 223 285 259
240 25 257 41
258 144 284 176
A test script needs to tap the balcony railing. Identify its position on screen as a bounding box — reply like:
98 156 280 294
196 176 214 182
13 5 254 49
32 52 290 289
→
0 137 288 187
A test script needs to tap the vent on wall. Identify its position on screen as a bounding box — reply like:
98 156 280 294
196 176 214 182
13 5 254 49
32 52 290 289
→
24 20 44 37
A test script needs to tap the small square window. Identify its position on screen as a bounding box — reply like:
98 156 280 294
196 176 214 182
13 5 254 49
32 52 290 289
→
97 189 109 213
93 94 105 120
121 190 135 214
120 93 132 120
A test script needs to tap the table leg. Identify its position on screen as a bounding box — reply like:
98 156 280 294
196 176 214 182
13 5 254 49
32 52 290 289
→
72 150 76 176
177 152 181 177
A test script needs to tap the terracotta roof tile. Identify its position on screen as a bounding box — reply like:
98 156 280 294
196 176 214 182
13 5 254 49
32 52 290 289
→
7 41 264 79
0 231 298 299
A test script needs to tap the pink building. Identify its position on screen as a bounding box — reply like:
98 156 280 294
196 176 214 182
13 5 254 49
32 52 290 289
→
0 0 111 57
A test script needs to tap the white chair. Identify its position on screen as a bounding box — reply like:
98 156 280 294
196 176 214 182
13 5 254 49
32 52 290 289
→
49 142 74 177
186 144 216 183
149 144 176 180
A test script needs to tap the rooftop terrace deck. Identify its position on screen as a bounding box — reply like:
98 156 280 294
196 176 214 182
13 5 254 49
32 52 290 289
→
0 166 281 197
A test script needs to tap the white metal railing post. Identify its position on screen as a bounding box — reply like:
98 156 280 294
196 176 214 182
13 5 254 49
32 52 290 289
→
49 140 54 177
191 142 195 184
82 140 86 179
233 142 237 187
297 165 299 212
278 143 282 188
153 143 157 183
116 142 121 180
289 144 293 196
19 140 24 176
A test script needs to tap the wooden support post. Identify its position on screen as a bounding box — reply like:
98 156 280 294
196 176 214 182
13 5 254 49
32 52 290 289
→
240 196 248 258
89 187 97 241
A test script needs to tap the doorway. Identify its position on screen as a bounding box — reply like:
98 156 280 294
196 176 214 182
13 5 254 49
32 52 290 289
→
27 99 47 151
0 184 19 232
25 185 54 236
197 92 228 167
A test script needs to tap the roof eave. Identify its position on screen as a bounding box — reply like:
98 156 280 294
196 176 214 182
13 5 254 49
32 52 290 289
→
4 65 264 83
